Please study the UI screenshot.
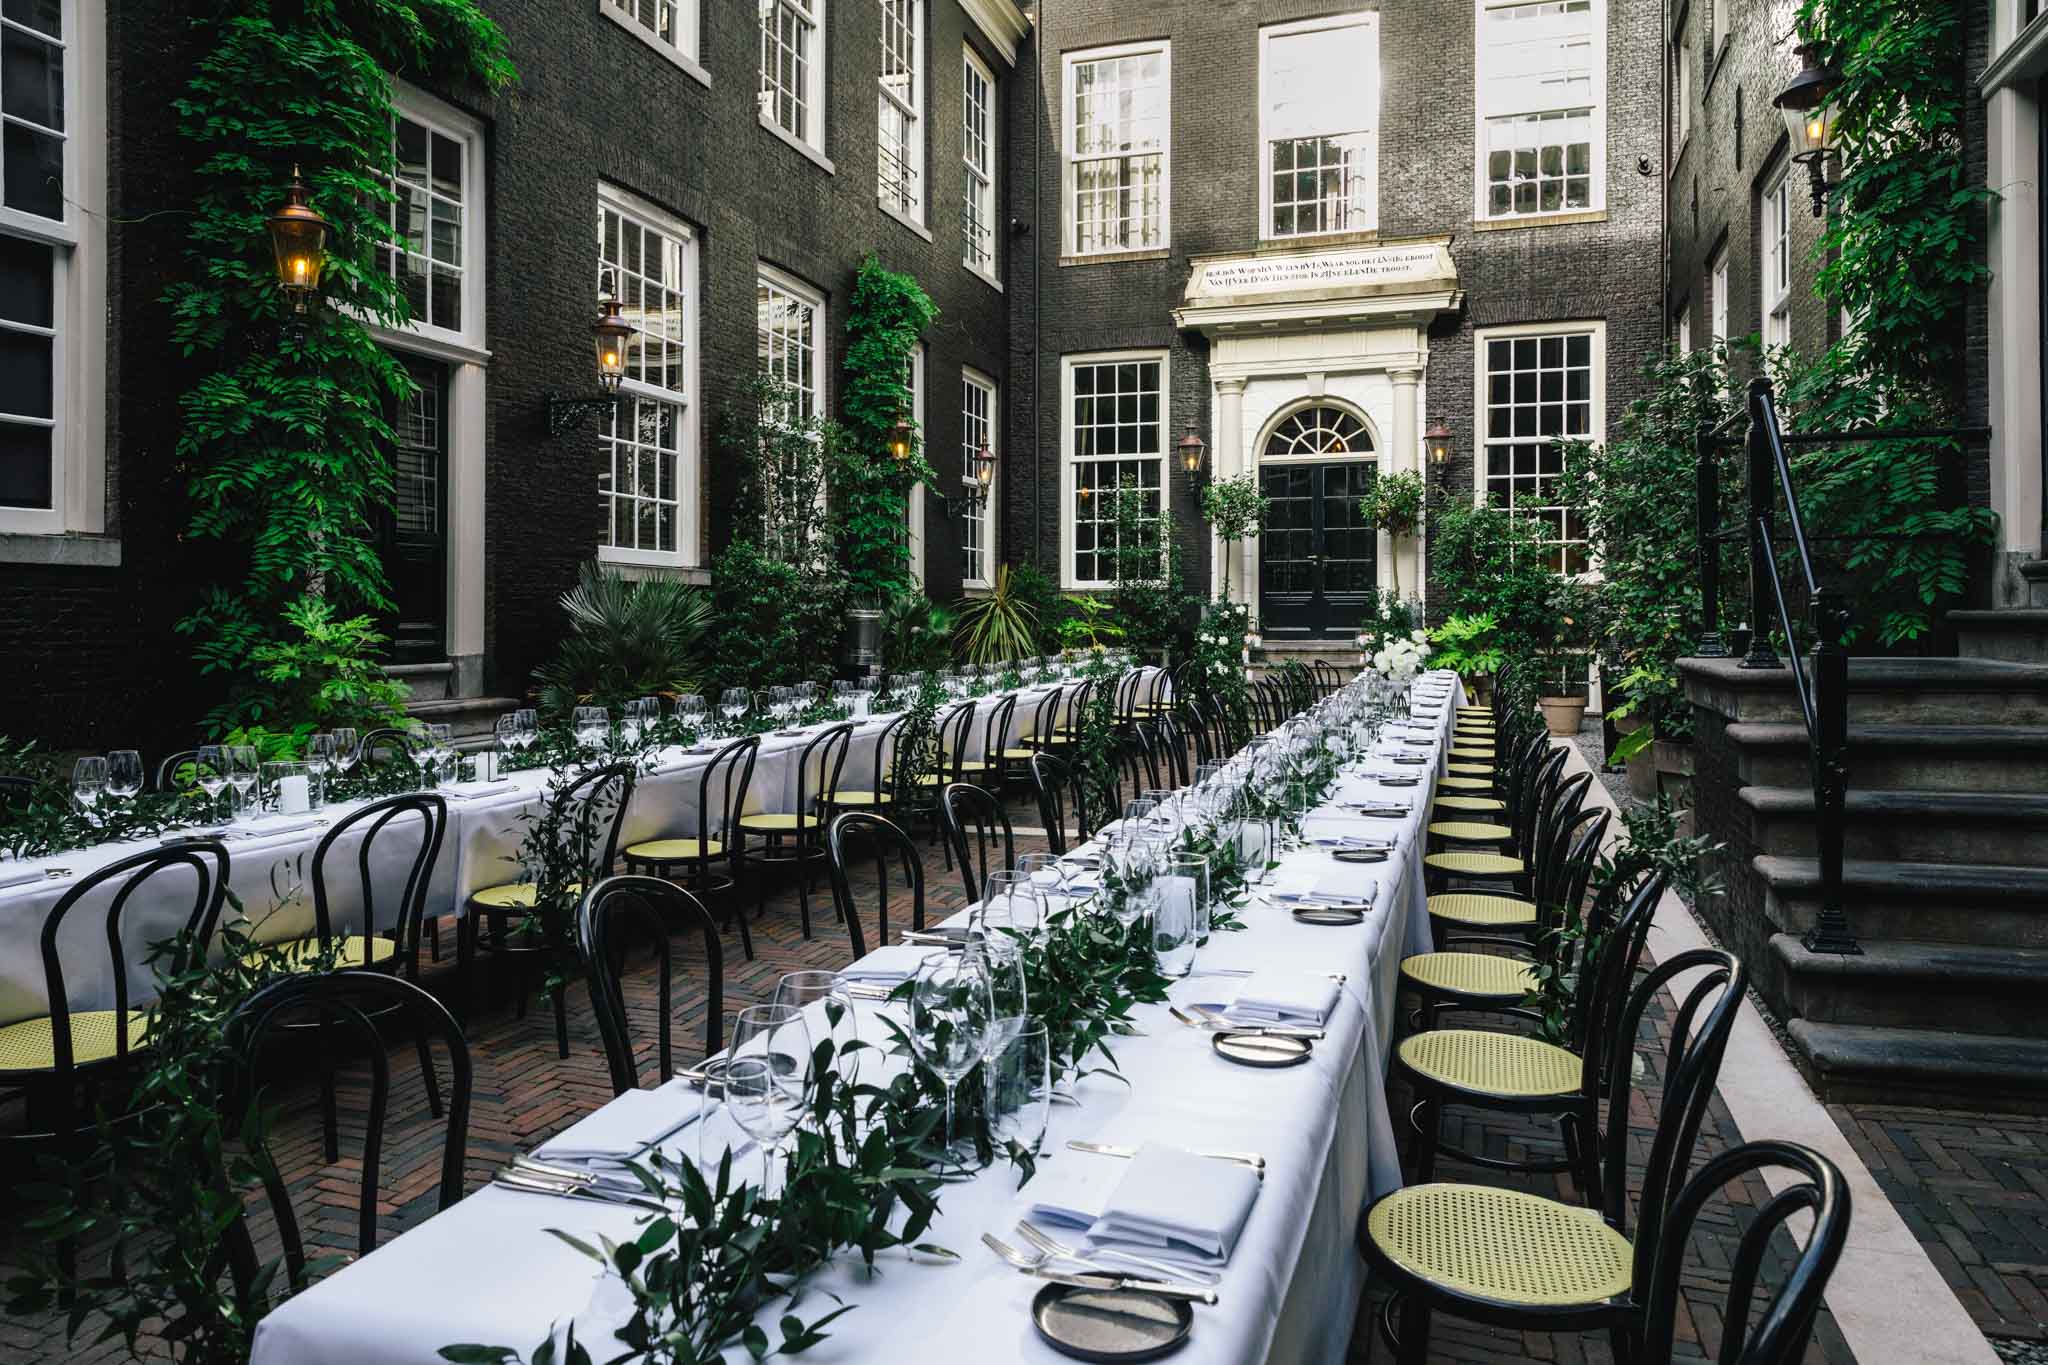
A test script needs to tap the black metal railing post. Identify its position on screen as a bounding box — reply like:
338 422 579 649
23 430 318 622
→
1695 418 1729 658
1741 378 1782 670
1803 585 1860 955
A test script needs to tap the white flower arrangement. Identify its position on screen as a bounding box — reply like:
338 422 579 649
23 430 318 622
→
1371 635 1428 685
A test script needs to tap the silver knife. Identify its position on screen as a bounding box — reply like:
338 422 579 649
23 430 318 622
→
1029 1265 1219 1305
1066 1138 1266 1172
1184 1003 1325 1040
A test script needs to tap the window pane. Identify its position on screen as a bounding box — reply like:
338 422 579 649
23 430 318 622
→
2 0 62 39
1479 330 1596 573
0 234 53 326
0 419 52 508
0 327 52 418
3 27 64 129
2 121 61 218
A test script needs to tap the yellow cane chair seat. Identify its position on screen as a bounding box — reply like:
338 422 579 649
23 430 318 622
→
1433 795 1506 813
737 812 815 833
1364 1183 1632 1308
999 747 1039 762
828 789 887 806
469 880 587 910
1425 850 1525 877
1428 820 1513 843
1449 751 1496 764
0 1010 153 1073
1400 951 1537 1000
1437 776 1495 791
1447 763 1496 777
272 936 401 971
1428 892 1537 927
1398 1028 1582 1099
623 835 724 861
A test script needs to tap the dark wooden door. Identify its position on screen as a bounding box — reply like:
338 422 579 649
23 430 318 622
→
1258 462 1377 639
382 356 448 663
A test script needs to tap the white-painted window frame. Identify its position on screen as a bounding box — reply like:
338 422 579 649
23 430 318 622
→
0 0 105 542
1709 247 1729 345
756 262 827 426
962 44 999 282
1472 0 1607 221
381 84 487 353
1257 12 1379 241
1060 349 1168 590
760 0 828 161
1471 320 1606 577
1676 306 1692 355
961 367 997 588
1062 40 1172 257
597 183 700 569
598 0 707 86
877 0 925 225
1761 162 1792 348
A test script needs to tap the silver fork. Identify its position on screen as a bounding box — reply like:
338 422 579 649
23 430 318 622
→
979 1233 1218 1304
1014 1219 1222 1287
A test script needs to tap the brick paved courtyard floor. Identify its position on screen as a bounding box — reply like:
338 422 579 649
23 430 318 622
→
0 783 2026 1363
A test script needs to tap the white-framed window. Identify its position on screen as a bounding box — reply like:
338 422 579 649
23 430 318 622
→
601 0 701 73
1672 35 1691 151
904 343 927 587
1761 164 1791 348
1710 0 1728 62
756 265 825 424
1474 323 1604 575
1062 352 1165 588
1064 42 1170 256
1709 247 1729 344
598 185 699 567
1475 0 1604 219
1676 306 1692 354
962 368 997 587
760 0 826 155
1 0 104 541
375 87 487 349
878 0 924 222
962 46 998 279
1259 14 1378 239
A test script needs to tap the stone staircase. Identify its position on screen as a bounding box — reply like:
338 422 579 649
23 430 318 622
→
1682 644 2048 1110
391 660 521 751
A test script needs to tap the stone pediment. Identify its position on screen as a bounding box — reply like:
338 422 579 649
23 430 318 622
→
1174 237 1463 336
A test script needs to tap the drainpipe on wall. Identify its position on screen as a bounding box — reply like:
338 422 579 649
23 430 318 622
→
1031 1 1045 571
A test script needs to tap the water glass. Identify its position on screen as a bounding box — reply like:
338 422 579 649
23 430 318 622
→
71 756 107 821
989 1018 1051 1156
573 706 610 750
1151 877 1197 977
1161 851 1211 949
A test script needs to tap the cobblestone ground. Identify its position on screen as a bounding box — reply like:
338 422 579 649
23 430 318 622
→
0 782 1877 1364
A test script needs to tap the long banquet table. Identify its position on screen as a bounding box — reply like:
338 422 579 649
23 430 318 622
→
0 672 1169 1029
245 671 1464 1365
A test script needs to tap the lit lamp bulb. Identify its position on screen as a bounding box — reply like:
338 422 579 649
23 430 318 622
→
592 282 631 394
266 166 331 316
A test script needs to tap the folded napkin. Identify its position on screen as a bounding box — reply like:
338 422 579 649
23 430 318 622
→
1225 971 1345 1027
537 1086 706 1163
442 780 518 802
1303 828 1395 850
1268 865 1376 907
1089 1144 1261 1267
0 865 48 893
235 819 324 843
837 943 943 983
1025 1153 1123 1230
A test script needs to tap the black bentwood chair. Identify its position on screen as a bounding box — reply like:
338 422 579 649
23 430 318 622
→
622 736 758 958
1029 752 1089 855
578 875 725 1096
221 971 470 1301
940 780 1016 905
737 722 853 940
824 811 928 960
1359 945 1745 1365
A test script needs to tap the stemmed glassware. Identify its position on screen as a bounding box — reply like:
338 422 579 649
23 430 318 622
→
492 715 520 778
195 745 230 822
727 1003 811 1193
513 710 539 755
719 689 751 737
330 728 361 788
908 952 991 1155
573 706 610 751
228 746 260 820
105 750 142 807
980 870 1046 945
71 756 107 824
673 694 706 741
305 733 335 808
1015 851 1070 904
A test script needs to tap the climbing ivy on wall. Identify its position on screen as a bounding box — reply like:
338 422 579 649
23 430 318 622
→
168 0 513 734
835 255 939 606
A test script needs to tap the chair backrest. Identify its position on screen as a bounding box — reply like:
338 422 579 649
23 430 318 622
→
359 727 414 764
794 722 854 817
694 737 757 867
1640 1141 1850 1365
223 970 469 1293
1532 805 1611 936
865 710 910 786
978 692 1017 767
1117 725 1158 802
557 761 639 884
153 749 199 793
824 811 926 959
37 843 231 1081
1023 685 1064 748
578 874 724 1095
1113 669 1145 723
309 793 447 977
1567 868 1667 1091
930 698 977 787
1528 768 1592 868
1030 752 1084 854
941 781 1015 904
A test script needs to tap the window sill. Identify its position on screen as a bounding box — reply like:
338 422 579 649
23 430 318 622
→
963 261 1004 292
364 323 493 368
1472 208 1610 233
597 5 711 88
759 114 835 174
879 200 933 242
0 531 121 567
596 550 708 583
1058 247 1170 268
1254 228 1380 250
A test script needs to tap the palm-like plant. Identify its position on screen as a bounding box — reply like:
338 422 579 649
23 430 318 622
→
534 565 713 716
953 565 1041 665
881 592 957 673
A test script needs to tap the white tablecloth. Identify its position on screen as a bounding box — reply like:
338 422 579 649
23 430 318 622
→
247 672 1457 1365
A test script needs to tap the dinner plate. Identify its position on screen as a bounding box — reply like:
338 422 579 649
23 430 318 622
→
1377 776 1421 787
1331 847 1389 864
1391 754 1428 766
1212 1031 1315 1068
1031 1284 1194 1361
1291 905 1366 926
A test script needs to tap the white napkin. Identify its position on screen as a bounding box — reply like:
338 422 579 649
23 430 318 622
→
442 780 518 802
0 865 48 893
1269 866 1376 907
1089 1144 1261 1266
1024 1153 1122 1230
1225 972 1344 1027
537 1086 706 1163
837 943 943 983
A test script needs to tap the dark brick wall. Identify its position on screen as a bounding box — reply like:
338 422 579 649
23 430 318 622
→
1011 0 1667 604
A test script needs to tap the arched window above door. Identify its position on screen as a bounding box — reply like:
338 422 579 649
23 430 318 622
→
1263 405 1375 458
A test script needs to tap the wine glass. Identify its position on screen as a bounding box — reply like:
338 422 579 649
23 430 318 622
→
194 745 229 822
493 715 519 776
71 756 107 823
573 706 610 751
330 727 361 782
228 746 260 821
980 870 1046 945
106 750 142 805
1014 852 1068 903
719 689 751 736
907 952 990 1153
673 694 705 741
305 733 335 808
728 1004 811 1191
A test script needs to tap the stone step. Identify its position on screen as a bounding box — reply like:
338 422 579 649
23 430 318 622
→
1737 785 2048 864
1771 933 2048 1038
1950 608 2048 664
1785 1018 2048 1110
1725 721 2048 793
1757 855 2048 947
404 695 522 748
1683 656 2048 725
388 661 455 703
2024 559 2048 609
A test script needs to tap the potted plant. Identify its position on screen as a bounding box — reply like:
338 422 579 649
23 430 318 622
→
1536 652 1593 736
1201 472 1268 598
1424 611 1505 703
1531 578 1602 736
1360 470 1426 597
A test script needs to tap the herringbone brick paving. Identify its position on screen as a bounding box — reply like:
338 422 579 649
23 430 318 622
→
0 789 1875 1362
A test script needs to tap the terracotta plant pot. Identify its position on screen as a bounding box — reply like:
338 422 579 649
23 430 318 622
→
1538 695 1587 737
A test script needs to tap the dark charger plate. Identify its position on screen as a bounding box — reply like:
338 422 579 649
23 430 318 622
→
1212 1030 1315 1067
1031 1283 1194 1361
